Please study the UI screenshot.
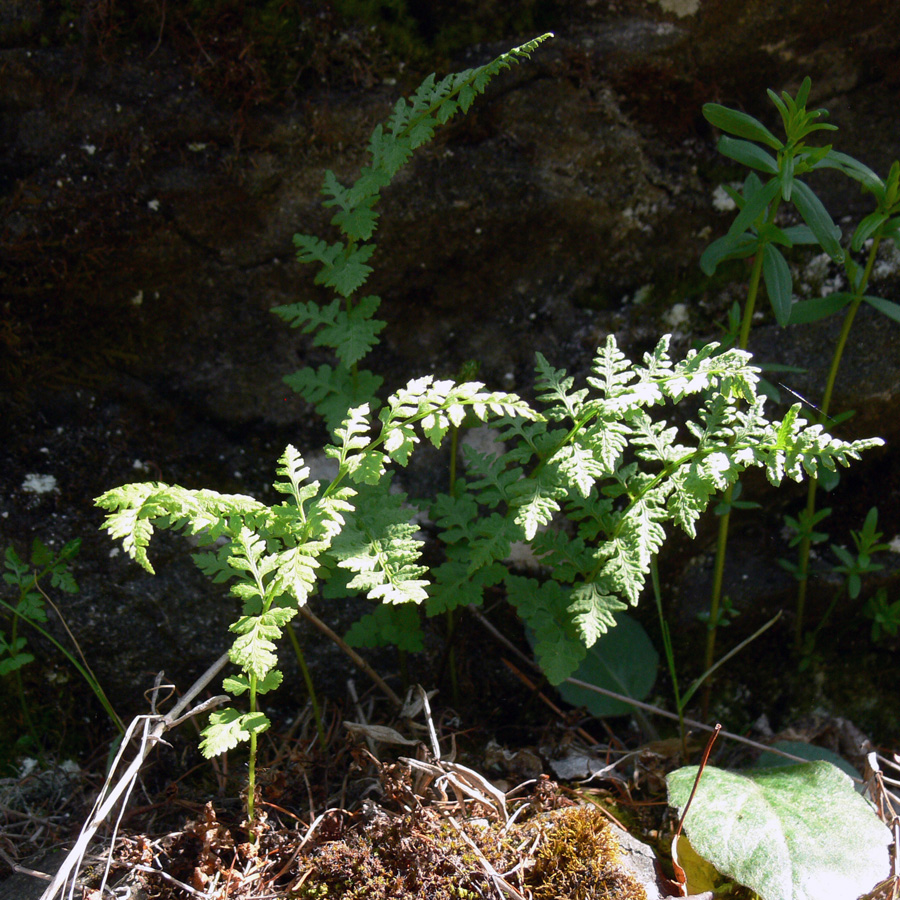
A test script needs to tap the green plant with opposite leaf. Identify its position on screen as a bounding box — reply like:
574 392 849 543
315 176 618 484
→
95 37 883 841
700 77 900 670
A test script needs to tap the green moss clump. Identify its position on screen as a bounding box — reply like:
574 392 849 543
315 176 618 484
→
523 807 647 900
294 805 647 900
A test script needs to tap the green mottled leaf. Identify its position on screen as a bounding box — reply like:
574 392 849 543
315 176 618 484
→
667 762 890 900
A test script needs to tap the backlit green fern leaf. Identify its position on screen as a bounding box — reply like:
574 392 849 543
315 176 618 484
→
666 465 714 538
96 483 265 574
588 335 638 397
553 438 611 497
765 407 882 483
200 709 270 758
330 487 427 605
229 606 296 679
629 411 687 464
271 544 320 607
510 468 566 540
568 582 628 647
597 500 666 605
535 352 589 421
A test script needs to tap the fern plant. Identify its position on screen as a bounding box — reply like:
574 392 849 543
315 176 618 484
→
95 38 883 825
420 337 881 683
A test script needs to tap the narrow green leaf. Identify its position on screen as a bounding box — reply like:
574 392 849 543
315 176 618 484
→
700 232 758 275
787 293 853 325
703 104 783 150
717 136 779 174
762 244 793 325
791 180 843 261
851 211 888 252
863 295 900 324
814 150 884 196
727 178 781 238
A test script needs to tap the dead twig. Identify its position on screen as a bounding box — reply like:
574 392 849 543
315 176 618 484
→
39 652 232 900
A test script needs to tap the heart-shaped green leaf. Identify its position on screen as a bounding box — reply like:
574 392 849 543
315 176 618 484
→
667 761 890 900
556 612 658 716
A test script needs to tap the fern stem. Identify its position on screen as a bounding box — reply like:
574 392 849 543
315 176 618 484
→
247 673 258 827
651 561 686 755
793 234 881 651
286 623 327 753
704 497 732 682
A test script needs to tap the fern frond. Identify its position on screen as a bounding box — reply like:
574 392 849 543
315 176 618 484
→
587 335 637 397
96 483 266 573
534 352 588 421
306 489 356 543
200 709 270 758
530 528 595 583
596 499 666 605
568 582 628 647
665 464 715 538
273 296 386 368
467 513 523 571
426 557 506 615
271 543 320 607
431 492 480 544
552 437 612 497
463 445 525 507
509 469 566 540
283 364 383 431
629 411 687 464
229 605 297 679
345 602 425 652
764 408 883 483
505 575 586 684
330 487 427 605
292 235 375 298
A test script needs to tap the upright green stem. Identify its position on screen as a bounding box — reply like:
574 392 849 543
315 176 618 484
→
445 424 461 707
793 235 880 650
286 623 327 753
704 499 732 674
247 672 258 826
737 248 765 350
652 561 686 756
704 248 765 694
